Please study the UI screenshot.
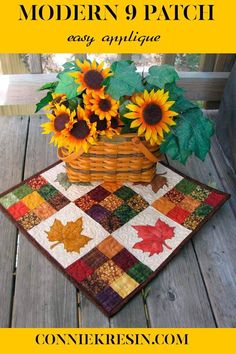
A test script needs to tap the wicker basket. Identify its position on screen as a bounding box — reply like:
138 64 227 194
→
58 134 161 183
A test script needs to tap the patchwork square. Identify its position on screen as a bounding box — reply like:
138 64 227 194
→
38 184 59 200
190 186 210 202
27 175 48 190
87 185 110 202
8 201 29 220
33 202 56 220
114 186 136 201
110 273 139 298
152 196 176 214
0 192 19 209
167 206 191 224
18 211 41 230
0 161 229 317
97 236 124 258
112 248 139 271
100 194 124 212
127 262 153 284
87 204 111 223
81 248 108 269
21 191 45 210
94 260 123 285
66 259 94 282
13 184 33 199
75 194 97 211
205 192 226 207
175 179 197 195
47 193 70 211
96 287 123 313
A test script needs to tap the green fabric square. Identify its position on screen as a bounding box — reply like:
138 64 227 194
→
0 193 19 208
175 179 197 195
38 184 58 200
194 203 213 217
13 184 33 199
190 186 210 202
127 262 153 283
114 186 136 201
113 204 137 224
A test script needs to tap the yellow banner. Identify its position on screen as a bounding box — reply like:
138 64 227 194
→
0 328 235 354
0 0 235 53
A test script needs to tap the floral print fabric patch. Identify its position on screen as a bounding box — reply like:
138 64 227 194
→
0 162 229 316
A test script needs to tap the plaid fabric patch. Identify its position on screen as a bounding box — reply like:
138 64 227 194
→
0 162 229 317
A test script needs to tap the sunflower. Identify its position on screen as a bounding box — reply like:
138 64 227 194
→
70 59 112 98
85 110 120 139
41 104 76 147
63 106 97 153
84 90 119 120
46 93 67 110
124 89 178 145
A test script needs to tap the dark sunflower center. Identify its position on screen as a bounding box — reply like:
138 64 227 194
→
70 120 90 139
111 117 119 129
89 112 100 124
97 119 107 131
83 70 104 90
54 113 69 131
98 99 112 112
143 103 163 125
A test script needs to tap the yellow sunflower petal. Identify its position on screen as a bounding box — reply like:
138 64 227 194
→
130 119 141 128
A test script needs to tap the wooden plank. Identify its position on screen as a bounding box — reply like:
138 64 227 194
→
0 72 229 108
11 115 78 327
169 154 236 327
0 116 29 327
28 55 43 74
146 233 215 327
79 297 110 327
200 54 217 72
214 54 236 72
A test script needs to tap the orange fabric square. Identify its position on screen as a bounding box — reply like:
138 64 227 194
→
110 273 139 298
33 202 57 220
180 195 201 213
22 191 45 210
100 182 122 193
152 197 176 214
97 236 124 258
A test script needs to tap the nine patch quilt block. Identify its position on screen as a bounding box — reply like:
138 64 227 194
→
0 162 229 316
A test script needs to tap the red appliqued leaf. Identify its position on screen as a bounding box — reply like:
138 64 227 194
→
132 219 175 256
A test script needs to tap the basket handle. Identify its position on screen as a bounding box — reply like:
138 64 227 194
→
57 147 84 163
132 137 160 163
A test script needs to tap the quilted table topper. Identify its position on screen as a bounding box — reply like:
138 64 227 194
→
0 162 229 316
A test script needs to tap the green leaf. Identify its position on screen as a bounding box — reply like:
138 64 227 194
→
38 81 59 91
67 97 81 111
171 97 198 113
164 82 184 100
146 65 179 89
119 100 138 134
160 109 214 164
104 60 144 100
35 92 53 113
55 173 91 191
54 72 78 99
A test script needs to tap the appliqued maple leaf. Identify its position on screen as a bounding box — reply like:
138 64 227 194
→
134 173 168 193
132 219 175 256
46 217 91 253
55 172 92 190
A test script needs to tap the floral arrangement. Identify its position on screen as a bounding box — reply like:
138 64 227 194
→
37 58 214 164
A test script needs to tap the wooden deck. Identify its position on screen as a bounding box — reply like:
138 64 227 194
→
0 113 236 328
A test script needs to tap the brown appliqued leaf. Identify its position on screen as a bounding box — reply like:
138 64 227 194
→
134 173 168 193
47 217 91 253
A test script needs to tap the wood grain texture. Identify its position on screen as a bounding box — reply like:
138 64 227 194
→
0 72 229 108
0 116 29 327
145 236 216 327
11 115 78 328
169 155 236 327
